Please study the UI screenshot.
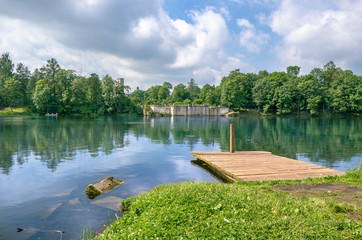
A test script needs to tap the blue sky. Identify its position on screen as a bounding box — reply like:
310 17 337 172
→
0 0 361 90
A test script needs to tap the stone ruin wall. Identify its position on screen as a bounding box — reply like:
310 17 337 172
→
147 105 229 116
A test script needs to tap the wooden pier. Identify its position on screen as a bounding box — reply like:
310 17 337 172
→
191 151 344 182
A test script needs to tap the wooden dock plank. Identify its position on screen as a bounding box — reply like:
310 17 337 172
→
191 151 344 182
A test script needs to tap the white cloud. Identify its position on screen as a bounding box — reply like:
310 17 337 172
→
237 18 269 52
0 1 238 90
193 56 254 85
170 8 229 68
270 0 362 73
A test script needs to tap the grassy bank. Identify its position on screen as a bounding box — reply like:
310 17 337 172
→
0 107 31 116
92 165 362 239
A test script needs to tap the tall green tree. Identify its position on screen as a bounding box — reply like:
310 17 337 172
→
55 69 76 113
101 75 130 114
130 87 145 104
200 84 215 106
32 79 53 113
163 82 172 90
37 58 61 112
26 68 43 111
0 52 14 107
86 73 102 112
253 72 289 112
171 83 189 103
274 78 300 114
186 78 200 102
3 76 22 110
220 70 256 109
297 74 323 115
286 66 301 77
71 76 88 114
15 63 31 105
144 85 170 104
330 70 361 112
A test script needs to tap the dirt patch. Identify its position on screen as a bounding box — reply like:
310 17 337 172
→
275 183 362 221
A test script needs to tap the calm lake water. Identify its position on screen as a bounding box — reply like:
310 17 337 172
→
0 115 361 239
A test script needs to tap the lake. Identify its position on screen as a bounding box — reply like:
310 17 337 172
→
0 115 361 239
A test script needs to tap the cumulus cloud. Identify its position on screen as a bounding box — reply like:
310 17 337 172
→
237 18 269 52
193 56 254 86
0 0 239 89
270 0 362 72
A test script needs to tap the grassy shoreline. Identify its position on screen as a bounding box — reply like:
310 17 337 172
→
0 107 31 116
91 164 362 239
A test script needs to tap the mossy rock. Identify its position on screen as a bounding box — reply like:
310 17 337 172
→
85 185 103 199
85 176 125 199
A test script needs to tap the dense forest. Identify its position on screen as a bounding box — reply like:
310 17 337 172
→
0 52 360 115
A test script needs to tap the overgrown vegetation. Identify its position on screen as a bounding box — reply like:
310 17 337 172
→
130 63 361 115
0 107 30 115
1 52 360 116
0 52 141 115
93 164 362 239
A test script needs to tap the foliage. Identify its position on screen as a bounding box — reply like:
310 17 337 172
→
0 107 29 115
0 51 360 115
170 83 189 103
187 78 201 102
220 70 256 109
94 168 362 239
253 72 289 113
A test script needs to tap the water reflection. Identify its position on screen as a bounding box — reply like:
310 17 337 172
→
0 115 360 175
0 115 360 239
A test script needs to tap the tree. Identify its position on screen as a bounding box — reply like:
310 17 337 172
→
157 87 169 103
163 82 172 90
0 52 14 107
220 70 256 109
330 70 361 112
257 70 269 79
71 76 88 114
32 79 53 113
55 69 76 113
130 88 145 104
15 63 31 105
38 58 61 112
200 84 215 106
171 83 189 103
322 61 342 109
0 52 14 86
41 58 60 83
86 73 102 112
286 66 301 77
101 75 130 114
3 76 22 110
274 78 300 114
27 68 43 111
186 78 200 102
297 74 323 115
253 72 289 112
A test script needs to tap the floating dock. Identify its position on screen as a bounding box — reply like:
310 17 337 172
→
191 151 344 182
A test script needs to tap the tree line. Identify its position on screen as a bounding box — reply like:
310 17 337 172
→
0 52 139 115
131 63 361 115
0 51 361 115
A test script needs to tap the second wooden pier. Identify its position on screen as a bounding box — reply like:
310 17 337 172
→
191 151 344 182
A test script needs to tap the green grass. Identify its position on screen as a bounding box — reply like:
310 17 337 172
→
0 107 30 115
93 164 362 239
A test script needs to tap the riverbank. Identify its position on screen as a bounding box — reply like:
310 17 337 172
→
0 107 31 116
91 164 362 239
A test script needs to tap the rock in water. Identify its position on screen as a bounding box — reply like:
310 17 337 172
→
85 176 125 199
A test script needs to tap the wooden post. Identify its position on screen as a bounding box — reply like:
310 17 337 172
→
230 124 234 153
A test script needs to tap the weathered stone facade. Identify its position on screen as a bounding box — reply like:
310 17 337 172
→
144 105 229 116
